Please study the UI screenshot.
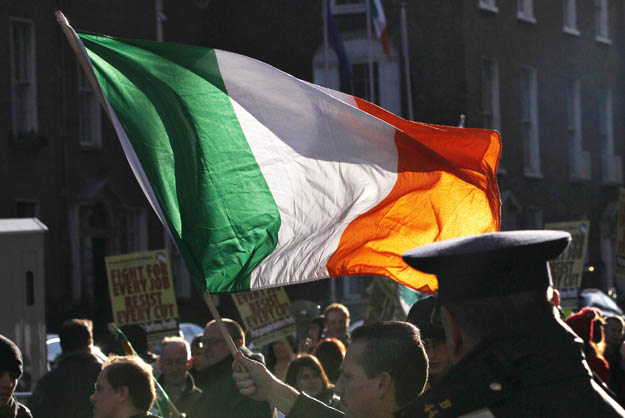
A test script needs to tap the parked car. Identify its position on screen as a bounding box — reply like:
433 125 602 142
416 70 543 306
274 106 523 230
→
46 333 108 370
578 288 624 317
179 322 204 346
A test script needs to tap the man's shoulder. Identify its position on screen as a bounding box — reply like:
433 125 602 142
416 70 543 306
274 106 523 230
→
286 392 343 418
190 375 271 418
16 402 33 418
35 352 102 385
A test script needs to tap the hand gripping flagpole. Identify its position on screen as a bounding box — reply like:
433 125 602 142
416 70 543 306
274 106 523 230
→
54 10 240 360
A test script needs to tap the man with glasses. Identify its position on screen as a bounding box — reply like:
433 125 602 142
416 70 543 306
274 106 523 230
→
157 337 202 417
188 319 271 418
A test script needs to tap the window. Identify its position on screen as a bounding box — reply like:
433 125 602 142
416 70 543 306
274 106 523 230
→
563 0 579 35
313 37 400 115
164 231 192 298
10 18 37 139
500 191 522 231
126 208 147 252
332 0 365 14
78 66 102 148
351 62 379 105
16 199 40 218
481 58 500 132
342 276 371 300
520 67 541 177
595 0 610 43
526 207 543 229
479 0 498 13
599 87 621 183
517 0 535 23
566 80 590 180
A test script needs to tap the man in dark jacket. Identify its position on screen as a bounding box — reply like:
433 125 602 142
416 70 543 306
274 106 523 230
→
188 319 271 418
157 337 201 417
397 230 625 417
28 319 103 418
406 296 451 387
0 335 31 418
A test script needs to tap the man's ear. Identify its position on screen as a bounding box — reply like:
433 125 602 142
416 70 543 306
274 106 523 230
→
376 371 393 399
187 358 193 370
116 385 131 404
441 307 467 364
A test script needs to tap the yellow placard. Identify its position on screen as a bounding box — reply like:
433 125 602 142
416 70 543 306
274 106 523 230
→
105 249 179 326
231 287 295 347
545 221 590 290
615 187 625 279
365 277 405 325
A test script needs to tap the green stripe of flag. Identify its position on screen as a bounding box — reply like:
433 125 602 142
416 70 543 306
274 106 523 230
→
79 34 281 292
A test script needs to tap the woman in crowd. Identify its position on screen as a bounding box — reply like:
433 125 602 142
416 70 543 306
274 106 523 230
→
298 316 326 353
266 336 296 381
312 337 345 384
285 354 341 410
565 307 610 385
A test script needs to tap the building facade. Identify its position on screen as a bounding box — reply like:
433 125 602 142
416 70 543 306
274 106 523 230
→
3 0 624 347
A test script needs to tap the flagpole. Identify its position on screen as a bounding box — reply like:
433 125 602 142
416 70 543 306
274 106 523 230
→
55 10 240 360
203 293 239 356
323 0 329 86
366 0 375 103
400 1 414 120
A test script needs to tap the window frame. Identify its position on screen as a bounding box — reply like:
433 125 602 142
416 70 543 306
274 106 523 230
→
15 198 40 219
599 86 621 184
517 0 536 23
566 79 590 181
331 0 365 15
125 207 148 253
479 0 499 13
563 0 580 36
594 0 611 44
481 57 501 132
9 17 38 139
77 64 103 148
520 66 541 178
312 37 401 115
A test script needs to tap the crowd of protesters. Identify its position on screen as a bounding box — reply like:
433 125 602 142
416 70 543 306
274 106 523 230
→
3 231 625 417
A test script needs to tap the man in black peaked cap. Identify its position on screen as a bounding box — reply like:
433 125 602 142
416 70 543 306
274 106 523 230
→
0 335 32 418
397 230 625 417
406 296 451 387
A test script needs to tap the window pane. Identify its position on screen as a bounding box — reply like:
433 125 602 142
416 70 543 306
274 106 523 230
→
16 201 37 218
351 63 379 105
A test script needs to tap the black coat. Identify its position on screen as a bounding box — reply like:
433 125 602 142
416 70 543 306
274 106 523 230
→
286 393 343 418
395 317 625 418
0 398 32 418
188 350 272 418
28 350 102 418
158 372 202 417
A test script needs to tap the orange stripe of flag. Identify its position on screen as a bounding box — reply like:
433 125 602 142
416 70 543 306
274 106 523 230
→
326 98 501 293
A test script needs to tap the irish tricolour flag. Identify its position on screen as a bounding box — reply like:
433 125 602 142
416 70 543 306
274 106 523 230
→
58 15 500 295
